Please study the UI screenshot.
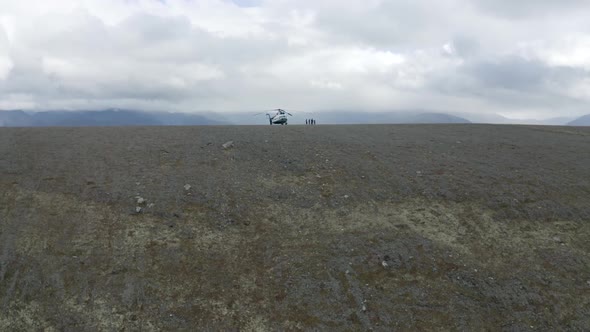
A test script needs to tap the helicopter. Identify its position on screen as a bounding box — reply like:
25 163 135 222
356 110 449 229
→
261 109 293 125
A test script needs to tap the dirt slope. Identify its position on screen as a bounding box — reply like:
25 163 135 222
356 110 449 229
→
1 124 589 330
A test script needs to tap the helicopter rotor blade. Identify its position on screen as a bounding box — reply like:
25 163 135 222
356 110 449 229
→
254 110 277 116
284 109 314 114
255 109 314 115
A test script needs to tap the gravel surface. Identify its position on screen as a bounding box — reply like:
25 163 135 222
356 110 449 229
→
1 124 589 330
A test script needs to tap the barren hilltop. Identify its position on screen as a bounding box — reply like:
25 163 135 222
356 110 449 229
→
1 124 589 330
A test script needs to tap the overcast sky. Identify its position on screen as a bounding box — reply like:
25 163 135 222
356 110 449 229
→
1 0 589 119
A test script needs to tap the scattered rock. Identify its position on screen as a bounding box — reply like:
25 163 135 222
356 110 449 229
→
136 197 146 205
147 203 155 208
222 141 234 149
552 236 562 243
344 195 349 199
184 184 192 191
381 261 389 268
135 206 142 213
362 305 367 312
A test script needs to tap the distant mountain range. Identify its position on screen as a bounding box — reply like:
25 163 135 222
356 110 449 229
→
568 114 590 126
0 109 472 126
1 109 589 126
0 109 227 127
292 111 471 125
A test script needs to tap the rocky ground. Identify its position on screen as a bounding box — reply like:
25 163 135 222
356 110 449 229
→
1 124 589 331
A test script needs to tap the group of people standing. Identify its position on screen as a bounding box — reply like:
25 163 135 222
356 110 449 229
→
305 119 316 125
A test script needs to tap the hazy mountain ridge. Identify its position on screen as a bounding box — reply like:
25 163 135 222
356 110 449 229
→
223 111 474 125
1 109 583 126
317 111 469 124
568 114 590 126
408 113 470 124
0 109 227 127
0 110 472 126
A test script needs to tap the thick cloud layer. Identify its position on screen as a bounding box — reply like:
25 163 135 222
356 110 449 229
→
0 0 589 119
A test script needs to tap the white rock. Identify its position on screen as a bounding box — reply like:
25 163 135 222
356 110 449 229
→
222 141 234 149
136 197 146 204
148 203 155 208
382 261 389 268
135 206 142 213
184 184 192 191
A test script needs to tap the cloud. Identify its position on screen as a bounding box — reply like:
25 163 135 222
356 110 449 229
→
471 0 590 18
466 57 549 91
0 25 12 80
0 0 589 119
430 55 590 118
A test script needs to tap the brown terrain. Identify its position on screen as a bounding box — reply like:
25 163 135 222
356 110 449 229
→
1 124 589 330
